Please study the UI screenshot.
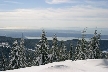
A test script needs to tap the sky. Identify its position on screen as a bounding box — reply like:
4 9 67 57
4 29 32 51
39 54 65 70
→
0 0 108 29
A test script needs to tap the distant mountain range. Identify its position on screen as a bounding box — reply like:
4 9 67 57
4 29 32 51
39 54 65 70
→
0 36 108 51
0 29 108 39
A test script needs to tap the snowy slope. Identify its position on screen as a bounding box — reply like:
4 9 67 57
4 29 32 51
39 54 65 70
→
2 59 108 72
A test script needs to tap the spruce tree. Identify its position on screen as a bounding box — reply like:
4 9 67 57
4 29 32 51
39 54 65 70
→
1 52 7 71
69 43 74 61
59 40 67 61
36 30 49 65
88 40 95 59
51 34 59 62
88 30 102 59
26 49 33 67
19 33 26 68
80 29 88 60
9 40 20 69
0 42 10 71
75 40 84 60
74 40 80 60
75 29 88 60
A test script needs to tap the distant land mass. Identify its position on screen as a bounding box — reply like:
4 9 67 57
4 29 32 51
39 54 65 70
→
0 36 108 51
0 29 108 39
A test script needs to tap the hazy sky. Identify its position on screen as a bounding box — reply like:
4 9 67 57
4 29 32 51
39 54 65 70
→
0 0 108 29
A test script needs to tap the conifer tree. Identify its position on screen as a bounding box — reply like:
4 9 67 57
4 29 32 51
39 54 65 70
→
88 40 94 59
75 28 88 60
69 43 74 61
74 40 80 60
51 34 59 62
19 33 26 68
9 40 20 69
36 30 49 65
26 49 33 67
59 40 67 61
0 42 11 70
1 52 7 71
88 30 102 59
80 29 88 60
75 40 84 60
9 34 27 69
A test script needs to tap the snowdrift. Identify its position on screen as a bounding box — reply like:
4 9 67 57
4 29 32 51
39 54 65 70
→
2 59 108 72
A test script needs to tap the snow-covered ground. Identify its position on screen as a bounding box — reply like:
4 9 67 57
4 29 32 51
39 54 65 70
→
2 59 108 72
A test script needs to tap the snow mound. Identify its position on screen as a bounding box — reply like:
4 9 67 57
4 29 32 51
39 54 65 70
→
2 59 108 72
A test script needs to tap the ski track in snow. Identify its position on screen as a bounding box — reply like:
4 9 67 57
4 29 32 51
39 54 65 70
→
2 59 108 72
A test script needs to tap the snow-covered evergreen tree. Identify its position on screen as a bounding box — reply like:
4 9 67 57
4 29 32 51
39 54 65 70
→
80 29 88 60
19 33 26 68
0 52 7 71
88 40 95 59
74 46 78 61
9 34 27 69
74 40 81 60
34 43 43 66
75 28 88 60
25 49 37 66
88 30 102 59
26 49 33 67
35 30 49 65
0 42 10 71
69 43 75 61
59 40 67 61
9 40 20 69
51 34 59 62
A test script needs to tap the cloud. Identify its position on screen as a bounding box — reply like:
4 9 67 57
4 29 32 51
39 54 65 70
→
45 0 108 9
85 0 108 8
0 5 108 28
4 1 23 4
45 0 72 4
1 6 108 20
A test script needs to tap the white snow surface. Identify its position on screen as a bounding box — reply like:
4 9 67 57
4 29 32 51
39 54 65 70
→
2 59 108 72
